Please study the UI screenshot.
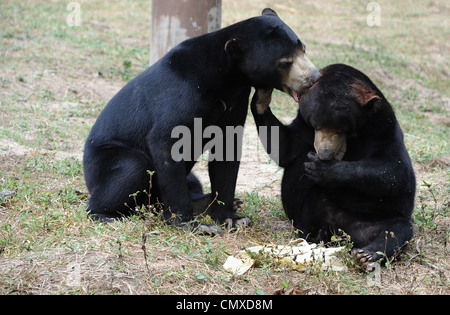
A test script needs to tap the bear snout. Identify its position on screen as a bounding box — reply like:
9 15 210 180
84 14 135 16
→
309 69 322 86
313 129 347 161
316 149 334 161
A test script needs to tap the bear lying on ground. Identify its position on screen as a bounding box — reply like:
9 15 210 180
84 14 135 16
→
251 64 416 269
83 8 321 233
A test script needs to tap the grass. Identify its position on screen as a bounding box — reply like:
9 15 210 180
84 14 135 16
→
0 0 449 294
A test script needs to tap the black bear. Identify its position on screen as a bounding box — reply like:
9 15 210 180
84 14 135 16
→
83 8 321 233
251 64 416 269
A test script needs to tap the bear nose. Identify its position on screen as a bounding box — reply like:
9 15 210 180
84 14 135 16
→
310 69 322 85
317 149 334 161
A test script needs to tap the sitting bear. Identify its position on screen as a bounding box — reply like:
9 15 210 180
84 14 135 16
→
83 8 321 232
251 64 416 269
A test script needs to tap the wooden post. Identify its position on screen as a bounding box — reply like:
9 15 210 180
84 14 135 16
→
150 0 222 65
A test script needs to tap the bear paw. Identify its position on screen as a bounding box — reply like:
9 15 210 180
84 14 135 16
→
232 198 244 213
351 248 378 271
181 221 223 236
223 217 251 229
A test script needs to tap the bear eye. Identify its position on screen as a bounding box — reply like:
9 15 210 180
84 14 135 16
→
278 58 293 68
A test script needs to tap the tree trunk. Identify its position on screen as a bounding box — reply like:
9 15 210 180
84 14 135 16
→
150 0 222 65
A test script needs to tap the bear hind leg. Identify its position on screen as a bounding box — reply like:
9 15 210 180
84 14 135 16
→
85 148 155 222
351 217 413 270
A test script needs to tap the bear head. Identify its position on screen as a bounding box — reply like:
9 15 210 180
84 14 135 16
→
225 8 321 102
299 64 384 160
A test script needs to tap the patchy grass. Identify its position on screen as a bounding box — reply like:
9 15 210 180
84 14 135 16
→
0 0 449 295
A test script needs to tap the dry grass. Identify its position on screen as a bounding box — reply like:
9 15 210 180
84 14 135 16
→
0 0 448 295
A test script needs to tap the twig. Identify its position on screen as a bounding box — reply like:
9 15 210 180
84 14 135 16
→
142 233 150 273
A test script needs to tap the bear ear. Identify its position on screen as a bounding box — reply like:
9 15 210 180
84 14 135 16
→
350 81 382 110
224 38 243 61
262 8 279 17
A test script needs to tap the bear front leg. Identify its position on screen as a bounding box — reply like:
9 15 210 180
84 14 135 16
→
304 152 345 186
304 151 411 196
208 160 250 227
250 89 295 167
